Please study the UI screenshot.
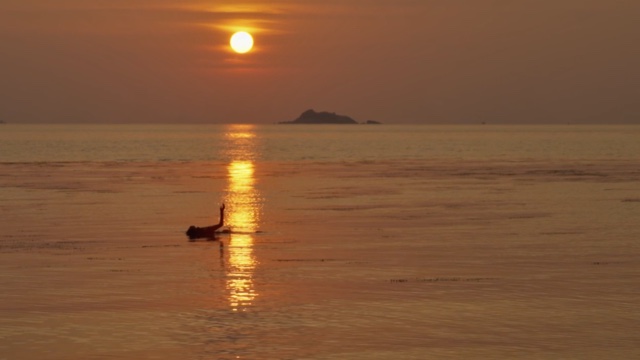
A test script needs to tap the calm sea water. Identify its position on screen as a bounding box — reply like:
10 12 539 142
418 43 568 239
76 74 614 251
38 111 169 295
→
1 124 639 359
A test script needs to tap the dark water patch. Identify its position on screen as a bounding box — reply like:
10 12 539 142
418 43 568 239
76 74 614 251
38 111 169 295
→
286 205 380 212
0 233 39 239
141 244 182 248
326 206 379 212
0 161 107 169
452 171 517 179
192 175 225 179
540 231 584 236
507 212 551 220
274 258 342 262
390 277 498 283
525 169 608 178
621 198 640 203
259 240 297 244
300 204 387 212
302 194 345 200
302 185 398 200
108 269 139 273
58 187 120 194
187 238 220 243
0 239 87 252
93 189 119 194
346 261 369 265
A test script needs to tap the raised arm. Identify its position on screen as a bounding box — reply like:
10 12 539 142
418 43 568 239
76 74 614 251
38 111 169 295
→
212 203 225 231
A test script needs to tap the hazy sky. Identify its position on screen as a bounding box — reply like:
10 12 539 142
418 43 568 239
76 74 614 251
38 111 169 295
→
1 0 638 124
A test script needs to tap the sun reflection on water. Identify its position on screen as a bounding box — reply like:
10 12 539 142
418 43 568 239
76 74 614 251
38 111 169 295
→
223 125 261 311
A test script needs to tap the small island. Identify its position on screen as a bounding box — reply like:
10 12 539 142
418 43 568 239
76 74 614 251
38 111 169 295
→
280 109 381 125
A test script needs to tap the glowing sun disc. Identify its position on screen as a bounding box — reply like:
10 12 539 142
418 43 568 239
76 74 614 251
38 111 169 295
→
230 32 254 54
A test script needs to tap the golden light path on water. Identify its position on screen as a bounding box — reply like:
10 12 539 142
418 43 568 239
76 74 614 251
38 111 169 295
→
223 125 261 311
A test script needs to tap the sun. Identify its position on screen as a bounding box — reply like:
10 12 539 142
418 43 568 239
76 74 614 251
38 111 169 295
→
230 31 254 54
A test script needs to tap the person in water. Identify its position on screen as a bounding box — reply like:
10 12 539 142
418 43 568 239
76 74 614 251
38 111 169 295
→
186 203 225 240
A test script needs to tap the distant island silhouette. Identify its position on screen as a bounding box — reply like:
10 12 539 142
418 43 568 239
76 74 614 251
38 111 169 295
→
280 109 381 124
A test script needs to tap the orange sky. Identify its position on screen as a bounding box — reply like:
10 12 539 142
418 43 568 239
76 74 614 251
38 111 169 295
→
0 0 638 123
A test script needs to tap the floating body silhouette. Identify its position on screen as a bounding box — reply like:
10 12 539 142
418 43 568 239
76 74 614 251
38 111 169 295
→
186 204 225 240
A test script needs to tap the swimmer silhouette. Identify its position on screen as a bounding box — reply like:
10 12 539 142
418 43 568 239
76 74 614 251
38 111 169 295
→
186 204 225 240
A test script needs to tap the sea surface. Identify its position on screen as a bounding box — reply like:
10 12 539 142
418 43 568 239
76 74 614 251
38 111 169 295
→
1 124 639 359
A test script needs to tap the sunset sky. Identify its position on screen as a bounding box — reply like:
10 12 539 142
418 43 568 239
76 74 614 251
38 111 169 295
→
1 0 638 124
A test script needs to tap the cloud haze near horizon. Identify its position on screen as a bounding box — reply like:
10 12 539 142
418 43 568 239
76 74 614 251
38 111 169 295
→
1 0 638 124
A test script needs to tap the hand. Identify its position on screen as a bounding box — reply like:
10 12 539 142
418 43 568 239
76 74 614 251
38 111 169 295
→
220 203 225 210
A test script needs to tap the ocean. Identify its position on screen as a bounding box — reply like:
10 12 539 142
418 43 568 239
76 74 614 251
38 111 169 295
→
1 124 639 359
